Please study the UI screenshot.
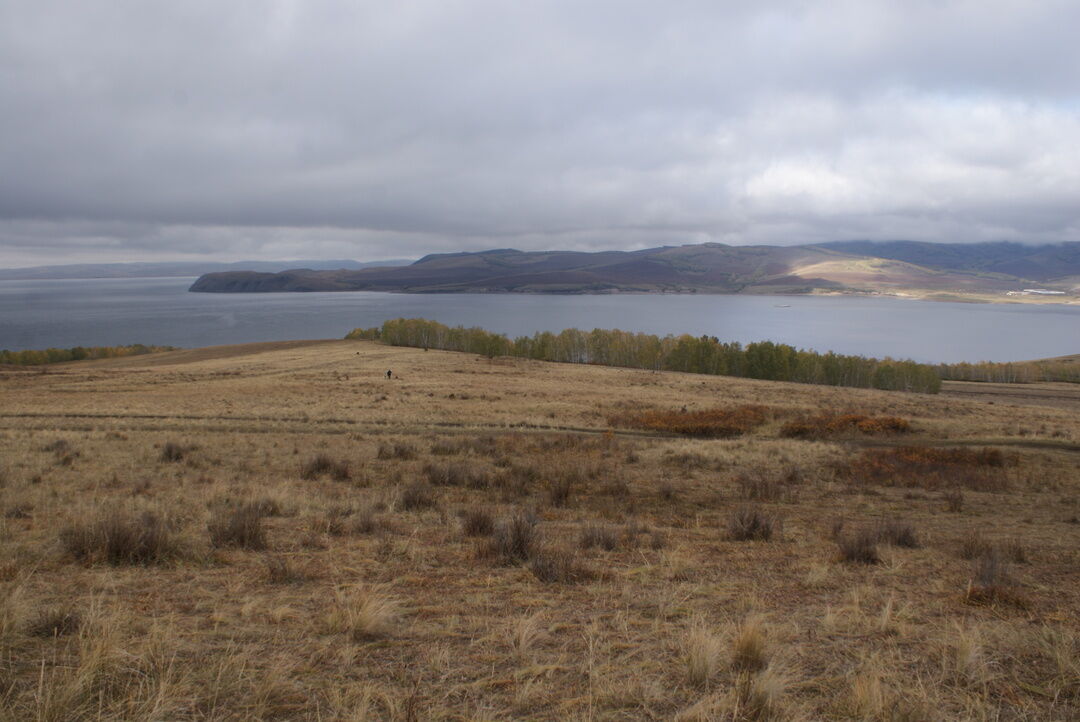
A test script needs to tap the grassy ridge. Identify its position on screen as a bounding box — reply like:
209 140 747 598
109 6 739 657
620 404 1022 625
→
348 318 943 393
0 344 178 366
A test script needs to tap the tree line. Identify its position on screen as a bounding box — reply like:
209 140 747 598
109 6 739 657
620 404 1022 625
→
0 344 177 366
936 360 1080 384
347 318 943 393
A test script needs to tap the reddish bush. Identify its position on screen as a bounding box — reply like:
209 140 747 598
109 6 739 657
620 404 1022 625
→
608 405 769 438
835 446 1015 491
780 413 911 440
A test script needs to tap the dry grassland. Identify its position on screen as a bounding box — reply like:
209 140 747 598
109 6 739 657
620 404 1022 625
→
0 339 1078 720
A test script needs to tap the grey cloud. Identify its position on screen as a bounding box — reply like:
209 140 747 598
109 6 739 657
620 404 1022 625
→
1 1 1078 266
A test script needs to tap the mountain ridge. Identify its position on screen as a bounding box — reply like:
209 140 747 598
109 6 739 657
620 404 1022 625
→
185 241 1080 300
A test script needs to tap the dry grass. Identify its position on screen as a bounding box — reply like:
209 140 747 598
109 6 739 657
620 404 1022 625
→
299 453 350 481
324 586 400 640
207 502 268 549
59 507 184 565
0 338 1076 719
727 506 779 541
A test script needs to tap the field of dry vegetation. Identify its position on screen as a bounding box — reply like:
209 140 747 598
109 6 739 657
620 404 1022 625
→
1 339 1078 720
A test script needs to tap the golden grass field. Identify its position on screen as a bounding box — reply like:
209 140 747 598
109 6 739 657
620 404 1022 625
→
1 339 1078 720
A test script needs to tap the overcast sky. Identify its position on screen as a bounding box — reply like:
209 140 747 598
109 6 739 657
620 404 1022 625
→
1 1 1078 267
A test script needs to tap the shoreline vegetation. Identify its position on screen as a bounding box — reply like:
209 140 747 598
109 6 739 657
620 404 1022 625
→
347 318 944 394
0 343 178 366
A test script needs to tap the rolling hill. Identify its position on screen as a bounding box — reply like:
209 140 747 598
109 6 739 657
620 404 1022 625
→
188 241 1079 299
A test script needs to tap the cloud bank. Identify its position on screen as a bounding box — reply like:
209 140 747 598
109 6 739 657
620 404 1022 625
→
2 0 1078 265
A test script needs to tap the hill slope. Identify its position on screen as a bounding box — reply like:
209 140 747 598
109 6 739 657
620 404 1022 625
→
190 241 1079 299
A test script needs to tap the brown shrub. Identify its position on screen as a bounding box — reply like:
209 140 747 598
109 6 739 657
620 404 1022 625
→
300 454 350 481
398 482 436 511
837 529 881 564
608 405 769 438
529 546 593 584
728 507 778 542
159 441 187 462
579 524 619 551
736 473 798 503
264 555 307 584
60 509 182 565
874 519 919 549
26 607 81 638
461 508 495 537
835 446 1014 491
781 413 911 440
963 548 1030 609
377 443 416 461
943 489 965 513
423 461 489 489
547 475 574 508
482 510 538 565
208 503 267 549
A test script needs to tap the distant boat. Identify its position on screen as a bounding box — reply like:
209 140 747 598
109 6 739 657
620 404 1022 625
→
774 304 791 308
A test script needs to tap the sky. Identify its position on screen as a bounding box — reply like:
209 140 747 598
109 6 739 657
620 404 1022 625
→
1 0 1079 267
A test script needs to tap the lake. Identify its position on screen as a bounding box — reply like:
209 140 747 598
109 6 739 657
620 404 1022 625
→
1 277 1077 363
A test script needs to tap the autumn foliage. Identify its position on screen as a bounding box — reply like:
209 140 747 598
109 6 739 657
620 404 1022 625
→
780 413 911 439
836 446 1015 491
608 405 769 438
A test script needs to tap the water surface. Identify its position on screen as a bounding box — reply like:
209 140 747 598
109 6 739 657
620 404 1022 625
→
1 277 1077 363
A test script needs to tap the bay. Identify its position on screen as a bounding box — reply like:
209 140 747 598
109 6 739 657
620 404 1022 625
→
0 276 1077 363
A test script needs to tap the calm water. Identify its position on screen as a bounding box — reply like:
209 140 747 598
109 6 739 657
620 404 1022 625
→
1 277 1077 363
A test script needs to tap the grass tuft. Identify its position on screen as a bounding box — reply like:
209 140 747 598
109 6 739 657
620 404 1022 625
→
300 454 350 481
208 502 268 549
60 508 183 565
728 506 778 542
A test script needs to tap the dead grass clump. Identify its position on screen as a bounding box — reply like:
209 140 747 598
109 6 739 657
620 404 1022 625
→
608 405 769 438
959 534 1027 564
874 519 920 548
5 503 33 519
325 587 400 640
461 508 495 537
684 623 724 687
728 507 778 542
836 446 1015 491
264 556 307 584
423 461 489 489
837 529 881 564
300 454 350 481
398 482 436 512
482 510 538 565
26 607 81 637
494 463 540 497
351 505 381 534
60 508 183 565
579 524 619 551
944 489 965 513
732 615 769 671
780 412 911 439
736 473 798 503
963 548 1030 609
429 439 464 456
208 503 268 549
547 475 574 507
377 443 416 461
159 441 187 462
529 546 593 584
